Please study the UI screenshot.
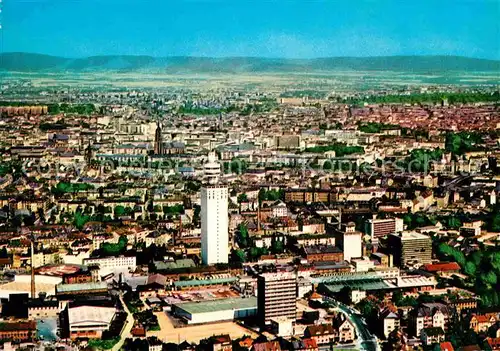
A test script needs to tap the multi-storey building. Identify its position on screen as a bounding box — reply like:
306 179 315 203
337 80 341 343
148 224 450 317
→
257 272 297 326
387 231 432 268
335 222 362 262
0 321 37 342
459 221 482 237
469 313 499 333
201 185 229 265
380 309 400 338
303 245 343 263
83 255 136 272
284 189 338 204
411 303 453 337
304 324 336 345
365 217 404 240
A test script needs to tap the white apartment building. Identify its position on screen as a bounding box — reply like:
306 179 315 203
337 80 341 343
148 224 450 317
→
201 185 229 265
83 255 136 272
340 223 362 262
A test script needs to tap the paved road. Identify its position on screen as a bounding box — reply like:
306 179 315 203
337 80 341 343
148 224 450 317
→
149 311 258 344
324 298 380 351
112 295 135 351
318 342 358 351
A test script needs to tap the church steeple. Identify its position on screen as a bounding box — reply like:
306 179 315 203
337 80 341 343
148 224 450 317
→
154 121 163 155
85 142 93 165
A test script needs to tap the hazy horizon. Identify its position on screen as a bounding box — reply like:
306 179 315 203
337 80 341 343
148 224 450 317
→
2 0 499 60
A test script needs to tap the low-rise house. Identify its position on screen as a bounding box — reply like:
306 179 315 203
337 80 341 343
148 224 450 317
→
304 324 336 345
252 341 281 351
303 245 343 263
27 299 59 319
469 313 498 333
147 337 163 351
333 315 356 343
380 308 400 339
0 321 36 342
421 327 445 346
211 334 232 351
411 303 453 337
486 337 500 351
238 337 254 350
290 338 318 351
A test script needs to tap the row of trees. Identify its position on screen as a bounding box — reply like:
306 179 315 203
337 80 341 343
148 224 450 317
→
47 103 96 115
397 148 444 173
346 91 500 106
258 188 284 203
222 158 248 175
178 103 239 115
445 131 484 156
438 243 500 307
232 223 285 263
99 235 128 256
51 182 95 195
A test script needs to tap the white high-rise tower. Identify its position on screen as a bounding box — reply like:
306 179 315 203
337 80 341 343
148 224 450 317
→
201 151 229 265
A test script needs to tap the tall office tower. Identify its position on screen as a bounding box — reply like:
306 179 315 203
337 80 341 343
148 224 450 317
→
154 121 163 155
387 231 432 268
334 222 362 262
365 217 404 241
257 272 297 326
201 185 229 265
204 151 221 184
201 151 228 265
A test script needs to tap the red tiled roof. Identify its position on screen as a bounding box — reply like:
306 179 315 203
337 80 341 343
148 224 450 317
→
487 338 500 350
131 326 146 337
471 314 495 324
440 341 454 351
253 341 281 351
213 334 231 344
424 262 461 272
306 324 335 336
302 338 318 349
239 337 254 348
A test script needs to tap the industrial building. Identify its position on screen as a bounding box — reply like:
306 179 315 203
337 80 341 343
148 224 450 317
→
0 274 62 299
172 296 257 324
67 304 116 340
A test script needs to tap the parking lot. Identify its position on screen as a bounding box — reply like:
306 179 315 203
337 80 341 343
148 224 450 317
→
147 311 258 343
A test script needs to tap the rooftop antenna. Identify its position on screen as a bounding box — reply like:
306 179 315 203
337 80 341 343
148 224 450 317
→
30 236 36 299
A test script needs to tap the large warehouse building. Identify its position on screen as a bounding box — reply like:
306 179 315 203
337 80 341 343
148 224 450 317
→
172 296 257 324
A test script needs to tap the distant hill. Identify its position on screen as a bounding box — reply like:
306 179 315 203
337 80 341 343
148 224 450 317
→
1 52 499 73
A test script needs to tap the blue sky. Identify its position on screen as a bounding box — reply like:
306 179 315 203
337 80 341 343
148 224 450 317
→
2 0 499 59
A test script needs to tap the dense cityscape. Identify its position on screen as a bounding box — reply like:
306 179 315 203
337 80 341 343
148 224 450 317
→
0 72 498 351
